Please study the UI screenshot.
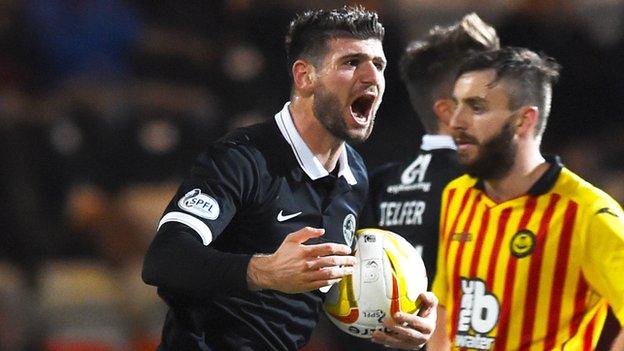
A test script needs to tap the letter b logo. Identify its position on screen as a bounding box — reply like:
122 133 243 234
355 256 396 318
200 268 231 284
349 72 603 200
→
471 281 499 333
458 278 500 334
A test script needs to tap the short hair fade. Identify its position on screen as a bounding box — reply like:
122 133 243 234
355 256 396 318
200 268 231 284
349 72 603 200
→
285 6 384 75
457 46 561 137
400 13 499 133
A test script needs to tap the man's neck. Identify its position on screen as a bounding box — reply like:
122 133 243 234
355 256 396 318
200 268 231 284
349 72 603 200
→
288 98 343 172
483 149 548 203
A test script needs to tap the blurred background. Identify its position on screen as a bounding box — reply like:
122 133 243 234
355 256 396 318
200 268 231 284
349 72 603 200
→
0 0 622 350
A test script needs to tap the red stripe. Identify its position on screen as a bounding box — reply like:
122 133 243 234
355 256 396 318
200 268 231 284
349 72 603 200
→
443 189 472 262
450 192 481 340
485 208 513 286
492 197 536 351
443 188 472 344
462 193 482 234
569 275 589 336
544 201 578 350
518 196 538 228
519 194 561 349
441 188 457 242
469 207 490 276
583 314 597 351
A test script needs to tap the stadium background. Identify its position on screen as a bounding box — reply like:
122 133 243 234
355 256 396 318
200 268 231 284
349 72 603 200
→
0 0 622 350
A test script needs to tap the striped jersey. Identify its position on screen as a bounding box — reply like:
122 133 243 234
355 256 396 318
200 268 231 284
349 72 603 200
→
432 156 624 350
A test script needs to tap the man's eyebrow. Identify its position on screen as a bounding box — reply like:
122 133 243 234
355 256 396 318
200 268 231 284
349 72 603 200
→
341 52 386 63
463 96 488 106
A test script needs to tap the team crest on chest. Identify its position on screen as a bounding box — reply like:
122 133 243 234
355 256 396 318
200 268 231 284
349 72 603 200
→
510 229 536 258
342 214 356 246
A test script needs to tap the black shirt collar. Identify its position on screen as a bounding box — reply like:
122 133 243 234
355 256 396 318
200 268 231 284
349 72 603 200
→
474 155 563 196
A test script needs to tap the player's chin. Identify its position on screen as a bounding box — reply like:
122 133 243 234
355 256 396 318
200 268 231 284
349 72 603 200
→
345 119 374 144
349 129 371 144
457 151 477 165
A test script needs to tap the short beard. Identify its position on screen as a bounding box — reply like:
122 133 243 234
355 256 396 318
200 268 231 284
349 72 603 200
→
463 118 517 180
312 84 373 145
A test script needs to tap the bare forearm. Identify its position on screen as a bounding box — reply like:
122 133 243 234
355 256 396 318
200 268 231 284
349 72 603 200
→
246 227 355 293
429 305 451 351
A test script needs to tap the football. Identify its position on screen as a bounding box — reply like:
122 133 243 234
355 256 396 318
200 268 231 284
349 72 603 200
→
323 228 428 338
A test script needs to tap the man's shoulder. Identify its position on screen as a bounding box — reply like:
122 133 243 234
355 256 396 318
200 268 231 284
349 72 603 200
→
191 119 287 174
211 119 290 161
444 174 476 192
369 150 461 187
555 168 622 213
217 119 279 149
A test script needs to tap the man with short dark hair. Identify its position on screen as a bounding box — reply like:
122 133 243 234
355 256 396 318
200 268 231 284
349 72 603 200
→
363 13 500 284
430 46 624 350
308 13 499 351
142 6 436 350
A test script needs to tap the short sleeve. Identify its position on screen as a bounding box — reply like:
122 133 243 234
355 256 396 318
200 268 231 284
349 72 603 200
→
432 187 452 306
583 202 624 326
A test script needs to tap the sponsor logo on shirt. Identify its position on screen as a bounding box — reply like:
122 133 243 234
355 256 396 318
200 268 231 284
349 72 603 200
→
455 278 499 350
378 201 425 227
596 207 619 218
386 154 432 194
178 188 220 220
276 210 302 222
452 232 473 242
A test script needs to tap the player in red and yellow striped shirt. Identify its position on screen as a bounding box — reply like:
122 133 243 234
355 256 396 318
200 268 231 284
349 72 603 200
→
430 47 624 350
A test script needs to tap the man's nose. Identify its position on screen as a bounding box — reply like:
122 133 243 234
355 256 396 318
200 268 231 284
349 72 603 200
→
450 105 469 130
359 61 383 85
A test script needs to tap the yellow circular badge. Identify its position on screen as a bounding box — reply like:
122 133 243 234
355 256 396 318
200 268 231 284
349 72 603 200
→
510 229 536 258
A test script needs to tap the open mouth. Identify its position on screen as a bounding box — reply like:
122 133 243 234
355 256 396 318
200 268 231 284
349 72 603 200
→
350 94 375 123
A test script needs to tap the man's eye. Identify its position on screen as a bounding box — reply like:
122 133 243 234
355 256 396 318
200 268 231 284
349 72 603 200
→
346 59 359 67
471 104 485 114
374 62 385 71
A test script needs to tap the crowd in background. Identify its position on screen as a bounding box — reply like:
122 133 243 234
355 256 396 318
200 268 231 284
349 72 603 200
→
0 0 623 350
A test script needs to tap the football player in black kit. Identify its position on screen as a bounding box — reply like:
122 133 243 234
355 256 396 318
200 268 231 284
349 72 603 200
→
142 6 436 351
307 13 500 351
363 13 500 283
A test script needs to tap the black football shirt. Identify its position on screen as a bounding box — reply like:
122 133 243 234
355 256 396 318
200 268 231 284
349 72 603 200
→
314 135 460 351
361 135 460 285
142 103 368 350
313 135 460 351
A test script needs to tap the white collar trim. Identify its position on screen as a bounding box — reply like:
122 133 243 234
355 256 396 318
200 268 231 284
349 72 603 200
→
275 102 357 185
421 134 456 151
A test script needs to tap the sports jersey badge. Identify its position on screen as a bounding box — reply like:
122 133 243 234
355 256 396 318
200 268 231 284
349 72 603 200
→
178 188 220 220
510 229 536 258
342 214 356 246
455 278 499 349
386 154 432 194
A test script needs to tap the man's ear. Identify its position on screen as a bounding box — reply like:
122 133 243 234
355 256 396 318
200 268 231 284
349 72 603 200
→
433 98 455 131
292 59 315 96
516 106 539 137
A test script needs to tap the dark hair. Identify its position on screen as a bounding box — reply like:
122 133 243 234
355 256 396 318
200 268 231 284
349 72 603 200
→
400 13 499 133
457 46 561 137
285 6 384 75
